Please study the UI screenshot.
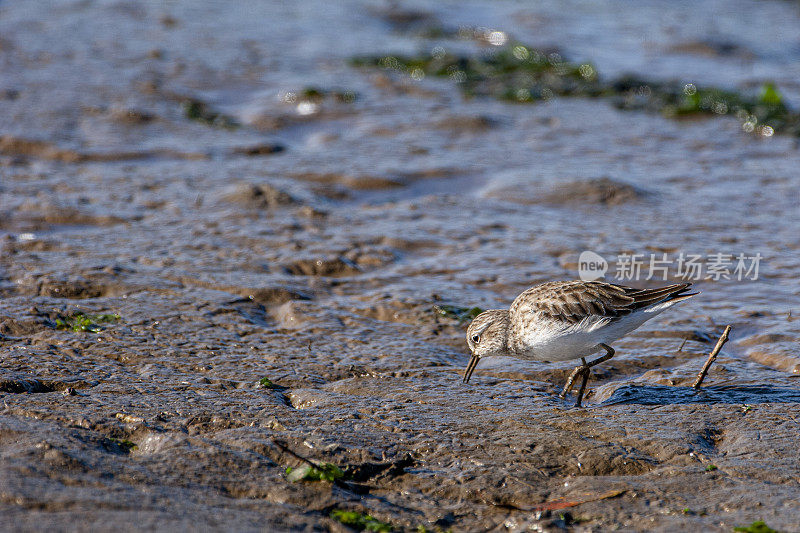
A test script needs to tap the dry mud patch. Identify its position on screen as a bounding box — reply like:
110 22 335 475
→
2 221 799 530
3 306 800 531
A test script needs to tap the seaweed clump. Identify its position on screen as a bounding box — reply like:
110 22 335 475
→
352 42 800 137
612 79 793 136
285 462 344 483
351 45 601 103
330 510 393 532
733 521 779 533
181 98 239 129
433 304 484 324
55 312 120 333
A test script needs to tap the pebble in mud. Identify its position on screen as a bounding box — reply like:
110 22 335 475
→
284 257 361 277
488 177 647 206
222 183 297 209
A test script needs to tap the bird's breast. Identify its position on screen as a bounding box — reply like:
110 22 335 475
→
509 316 608 362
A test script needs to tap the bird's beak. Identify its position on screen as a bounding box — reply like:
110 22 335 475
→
463 353 480 384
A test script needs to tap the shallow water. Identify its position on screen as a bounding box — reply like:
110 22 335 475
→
2 1 800 531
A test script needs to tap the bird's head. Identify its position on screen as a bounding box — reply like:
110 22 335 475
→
463 309 510 383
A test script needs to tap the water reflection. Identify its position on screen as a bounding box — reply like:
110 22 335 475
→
599 384 800 406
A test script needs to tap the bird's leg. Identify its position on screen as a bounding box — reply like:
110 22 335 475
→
559 357 588 399
586 343 615 369
574 367 591 407
573 344 616 407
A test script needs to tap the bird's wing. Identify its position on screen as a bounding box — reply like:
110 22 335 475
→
511 281 695 326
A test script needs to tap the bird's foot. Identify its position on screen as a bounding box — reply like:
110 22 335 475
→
559 363 588 399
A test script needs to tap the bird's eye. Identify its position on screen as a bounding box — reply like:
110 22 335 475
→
471 335 480 344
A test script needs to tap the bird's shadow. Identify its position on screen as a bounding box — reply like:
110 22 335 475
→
596 384 800 406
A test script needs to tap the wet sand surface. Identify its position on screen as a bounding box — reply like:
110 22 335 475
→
2 1 800 531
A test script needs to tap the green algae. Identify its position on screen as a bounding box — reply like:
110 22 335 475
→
351 46 601 103
303 86 357 103
181 98 239 129
109 438 137 453
351 42 800 137
258 377 275 389
330 510 393 532
433 304 484 324
285 462 344 483
734 521 780 533
55 312 120 333
612 78 794 136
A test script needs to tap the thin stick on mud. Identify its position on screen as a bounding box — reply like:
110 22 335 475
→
270 438 322 469
269 438 354 491
692 325 732 389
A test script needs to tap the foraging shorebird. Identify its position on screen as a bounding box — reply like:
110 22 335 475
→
463 280 697 406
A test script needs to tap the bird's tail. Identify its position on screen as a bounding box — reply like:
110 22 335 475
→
622 282 697 313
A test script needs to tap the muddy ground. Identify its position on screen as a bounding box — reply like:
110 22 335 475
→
2 1 800 531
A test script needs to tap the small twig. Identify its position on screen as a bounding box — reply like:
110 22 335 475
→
692 325 732 389
496 489 625 513
270 438 354 490
270 438 321 469
677 337 688 352
270 439 423 517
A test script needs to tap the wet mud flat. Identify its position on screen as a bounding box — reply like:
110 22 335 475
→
2 1 800 531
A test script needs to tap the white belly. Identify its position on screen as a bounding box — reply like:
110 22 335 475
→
513 310 658 362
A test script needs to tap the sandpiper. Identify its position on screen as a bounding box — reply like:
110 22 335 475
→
462 280 697 406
